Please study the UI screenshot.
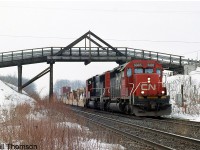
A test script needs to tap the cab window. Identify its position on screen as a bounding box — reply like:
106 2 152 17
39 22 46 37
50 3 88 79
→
156 69 161 76
127 68 132 77
145 68 153 73
134 68 143 74
88 80 92 85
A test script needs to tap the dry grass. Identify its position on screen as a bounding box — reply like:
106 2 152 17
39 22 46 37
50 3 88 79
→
0 98 124 150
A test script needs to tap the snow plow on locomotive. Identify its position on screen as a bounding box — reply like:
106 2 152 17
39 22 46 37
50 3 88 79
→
85 60 171 116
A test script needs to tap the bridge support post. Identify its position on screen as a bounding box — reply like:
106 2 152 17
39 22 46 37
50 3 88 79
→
18 65 22 93
49 63 54 102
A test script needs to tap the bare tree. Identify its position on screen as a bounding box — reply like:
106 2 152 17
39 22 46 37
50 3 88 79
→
54 79 85 95
0 74 37 96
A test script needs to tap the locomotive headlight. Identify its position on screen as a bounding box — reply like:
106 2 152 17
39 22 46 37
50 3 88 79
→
141 91 144 94
162 91 165 94
147 77 150 83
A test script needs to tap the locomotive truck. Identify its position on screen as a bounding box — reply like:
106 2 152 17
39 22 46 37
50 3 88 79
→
85 60 171 116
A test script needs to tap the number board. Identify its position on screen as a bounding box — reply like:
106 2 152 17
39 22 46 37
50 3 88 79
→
147 63 154 67
134 63 142 67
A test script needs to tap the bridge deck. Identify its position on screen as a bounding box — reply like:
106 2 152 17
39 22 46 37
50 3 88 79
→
0 47 198 73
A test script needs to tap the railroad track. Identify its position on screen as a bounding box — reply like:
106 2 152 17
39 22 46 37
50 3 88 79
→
160 117 200 127
71 106 200 150
86 107 200 140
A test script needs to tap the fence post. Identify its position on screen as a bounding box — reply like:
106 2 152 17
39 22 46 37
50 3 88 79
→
22 50 23 60
180 56 182 66
12 52 13 61
181 84 184 107
51 47 53 56
157 52 158 61
142 50 144 59
125 47 127 61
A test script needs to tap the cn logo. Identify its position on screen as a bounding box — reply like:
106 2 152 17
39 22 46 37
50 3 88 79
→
141 84 156 90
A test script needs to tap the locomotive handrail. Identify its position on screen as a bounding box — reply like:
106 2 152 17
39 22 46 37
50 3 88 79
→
129 83 135 96
102 87 111 95
158 81 166 87
132 82 147 95
90 88 104 96
91 87 111 97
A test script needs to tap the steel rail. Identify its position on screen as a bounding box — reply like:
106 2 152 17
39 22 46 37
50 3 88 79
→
74 108 172 150
97 109 200 128
72 108 200 148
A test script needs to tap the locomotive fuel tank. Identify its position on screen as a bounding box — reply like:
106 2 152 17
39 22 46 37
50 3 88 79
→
88 101 97 108
109 103 124 112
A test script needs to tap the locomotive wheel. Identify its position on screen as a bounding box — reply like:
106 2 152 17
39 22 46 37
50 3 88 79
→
124 105 129 114
105 102 110 111
124 104 134 115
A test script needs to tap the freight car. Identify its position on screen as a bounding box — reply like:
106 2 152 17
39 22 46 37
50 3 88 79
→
85 60 171 116
62 88 85 107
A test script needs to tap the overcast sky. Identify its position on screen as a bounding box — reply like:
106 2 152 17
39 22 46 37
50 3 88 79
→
0 1 200 96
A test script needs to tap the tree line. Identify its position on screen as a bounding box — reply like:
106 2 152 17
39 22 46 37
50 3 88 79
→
54 79 85 95
0 75 85 98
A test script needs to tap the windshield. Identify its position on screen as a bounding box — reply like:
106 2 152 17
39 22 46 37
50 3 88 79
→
134 68 143 74
145 68 153 73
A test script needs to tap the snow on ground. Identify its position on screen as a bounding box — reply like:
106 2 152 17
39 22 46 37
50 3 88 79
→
165 67 200 122
79 139 125 150
0 80 35 110
56 122 125 149
0 80 36 123
168 113 200 122
57 122 89 131
4 82 27 95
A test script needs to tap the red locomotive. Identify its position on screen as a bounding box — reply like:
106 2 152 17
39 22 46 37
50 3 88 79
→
86 60 171 116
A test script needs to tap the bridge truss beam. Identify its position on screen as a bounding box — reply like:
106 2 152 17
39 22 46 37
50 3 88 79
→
18 65 54 102
54 31 127 65
20 67 50 90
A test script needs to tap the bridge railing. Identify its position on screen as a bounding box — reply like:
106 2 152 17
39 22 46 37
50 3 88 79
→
61 47 125 57
126 48 184 65
0 46 198 66
0 47 61 62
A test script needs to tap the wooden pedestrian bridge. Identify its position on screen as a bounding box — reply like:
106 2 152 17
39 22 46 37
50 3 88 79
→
0 31 198 99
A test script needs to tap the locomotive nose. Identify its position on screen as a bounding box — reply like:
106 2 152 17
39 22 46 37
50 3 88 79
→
134 74 160 96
